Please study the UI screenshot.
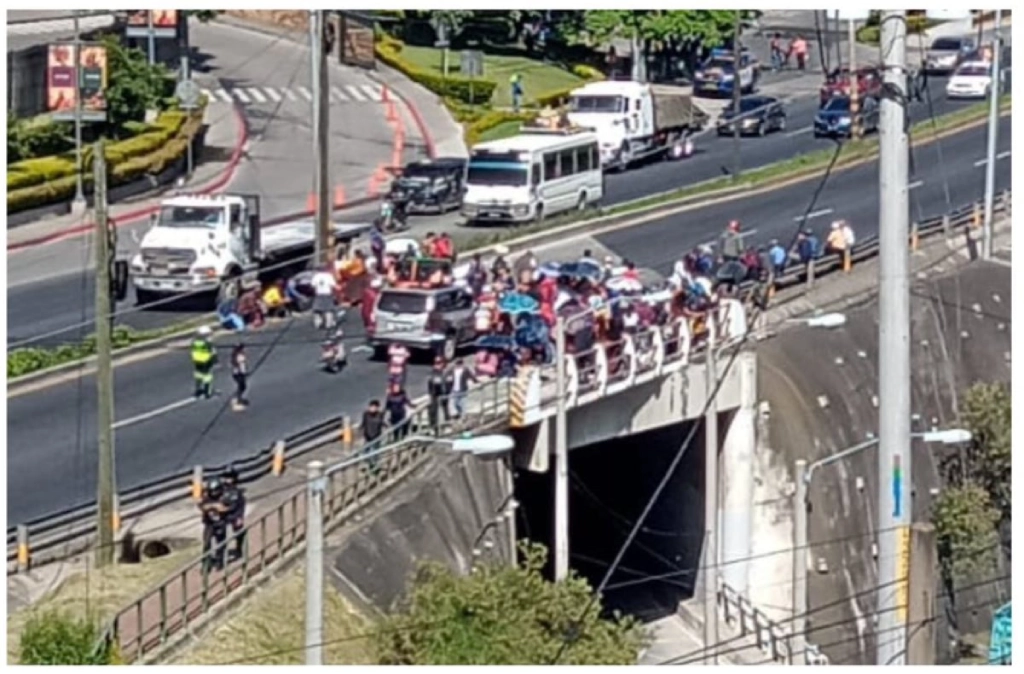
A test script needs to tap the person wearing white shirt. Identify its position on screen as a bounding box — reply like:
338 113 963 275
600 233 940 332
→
310 267 338 328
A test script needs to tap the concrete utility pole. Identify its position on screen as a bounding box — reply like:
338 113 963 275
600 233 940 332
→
72 11 86 212
906 523 938 665
833 11 842 73
147 10 156 65
310 10 333 266
553 316 570 581
702 320 720 664
304 460 326 665
982 9 1003 260
875 11 911 667
94 140 116 568
849 17 860 138
792 458 809 664
731 11 742 181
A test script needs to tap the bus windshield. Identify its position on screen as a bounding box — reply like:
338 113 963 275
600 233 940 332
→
570 95 623 113
467 160 528 187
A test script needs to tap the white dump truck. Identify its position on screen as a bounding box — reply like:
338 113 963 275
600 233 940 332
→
566 79 708 171
129 193 369 305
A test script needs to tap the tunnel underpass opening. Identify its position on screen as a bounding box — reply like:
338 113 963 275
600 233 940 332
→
514 418 725 622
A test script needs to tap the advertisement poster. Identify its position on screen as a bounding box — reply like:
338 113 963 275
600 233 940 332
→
126 10 179 38
48 43 108 122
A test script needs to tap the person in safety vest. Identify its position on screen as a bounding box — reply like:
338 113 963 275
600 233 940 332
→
191 325 218 399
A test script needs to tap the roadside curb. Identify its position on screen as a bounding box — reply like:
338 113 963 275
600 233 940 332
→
7 103 250 253
367 66 439 160
6 107 1006 390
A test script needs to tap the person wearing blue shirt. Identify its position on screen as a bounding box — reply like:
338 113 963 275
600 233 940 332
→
796 229 820 265
768 239 788 276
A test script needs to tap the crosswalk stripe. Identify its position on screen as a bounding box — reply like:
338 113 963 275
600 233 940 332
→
264 87 282 102
361 84 381 101
329 86 347 102
247 88 267 103
283 88 298 101
298 86 313 101
216 90 232 103
232 88 250 103
201 88 214 101
345 84 366 101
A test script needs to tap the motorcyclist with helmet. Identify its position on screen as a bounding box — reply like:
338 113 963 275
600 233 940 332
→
220 465 247 561
199 477 230 571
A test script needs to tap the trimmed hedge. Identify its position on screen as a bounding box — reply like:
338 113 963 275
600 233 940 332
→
857 15 929 44
465 109 537 146
7 103 203 214
375 34 497 105
532 63 605 109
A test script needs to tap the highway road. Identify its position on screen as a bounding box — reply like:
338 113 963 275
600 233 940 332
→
6 16 405 347
6 117 1011 526
6 75 998 349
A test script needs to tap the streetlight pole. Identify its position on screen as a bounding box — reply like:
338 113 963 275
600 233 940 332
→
147 10 156 65
553 316 570 581
304 460 325 665
310 10 332 266
72 11 86 213
982 9 1003 260
876 10 911 666
702 318 719 664
730 11 742 181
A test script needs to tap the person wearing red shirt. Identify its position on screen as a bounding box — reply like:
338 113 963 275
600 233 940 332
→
361 277 382 332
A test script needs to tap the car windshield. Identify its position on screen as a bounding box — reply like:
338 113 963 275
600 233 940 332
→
570 95 623 113
738 98 766 113
931 38 963 51
822 97 850 112
703 58 734 72
467 160 528 187
957 64 990 77
158 206 224 228
377 292 428 315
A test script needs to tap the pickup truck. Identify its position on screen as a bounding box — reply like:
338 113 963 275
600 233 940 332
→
129 193 369 306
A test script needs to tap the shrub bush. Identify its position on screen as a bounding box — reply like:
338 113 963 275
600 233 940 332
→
464 109 536 146
7 116 74 164
7 104 204 214
375 34 497 105
18 610 114 665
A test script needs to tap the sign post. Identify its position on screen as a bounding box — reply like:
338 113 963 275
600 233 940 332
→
175 78 201 177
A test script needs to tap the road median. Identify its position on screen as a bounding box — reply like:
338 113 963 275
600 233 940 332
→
6 97 1010 386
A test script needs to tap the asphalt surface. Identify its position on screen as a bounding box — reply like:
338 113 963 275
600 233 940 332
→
6 74 999 349
6 117 1011 526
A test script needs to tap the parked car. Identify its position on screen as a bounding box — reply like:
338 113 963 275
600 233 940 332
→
813 95 879 138
945 61 995 99
819 66 882 107
368 284 477 360
924 36 976 75
716 95 787 136
386 157 467 214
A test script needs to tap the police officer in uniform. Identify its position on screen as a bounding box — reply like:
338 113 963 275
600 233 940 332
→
191 325 218 399
221 465 247 561
199 477 229 571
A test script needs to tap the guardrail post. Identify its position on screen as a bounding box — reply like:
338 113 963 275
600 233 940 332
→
112 494 121 534
973 201 982 228
191 465 204 501
1002 189 1011 219
805 258 816 287
272 440 286 476
842 248 852 273
942 213 951 239
341 415 353 452
16 525 30 572
910 221 920 252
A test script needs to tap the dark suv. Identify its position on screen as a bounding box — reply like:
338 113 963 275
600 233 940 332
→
368 286 477 361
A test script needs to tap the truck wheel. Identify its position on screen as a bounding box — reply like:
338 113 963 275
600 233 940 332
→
532 204 545 225
575 192 588 212
372 345 388 361
757 121 766 137
441 334 457 362
616 141 631 172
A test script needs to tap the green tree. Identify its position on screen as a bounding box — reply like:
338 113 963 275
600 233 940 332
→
932 483 1001 580
956 382 1011 521
374 543 648 665
19 611 114 665
100 35 173 136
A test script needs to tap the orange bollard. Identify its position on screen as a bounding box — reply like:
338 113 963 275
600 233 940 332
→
910 223 920 251
191 466 204 501
842 248 852 273
341 415 353 448
272 440 286 476
112 495 121 533
334 185 346 208
973 202 982 228
306 193 317 212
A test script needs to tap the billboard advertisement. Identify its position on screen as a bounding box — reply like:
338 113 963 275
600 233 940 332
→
125 10 179 39
48 43 108 122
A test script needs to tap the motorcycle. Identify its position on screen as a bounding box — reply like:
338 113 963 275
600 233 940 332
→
379 197 409 232
321 329 348 373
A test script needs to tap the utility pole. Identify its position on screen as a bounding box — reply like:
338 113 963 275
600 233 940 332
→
875 10 911 667
71 11 86 213
310 10 332 266
180 16 194 178
833 11 842 73
702 320 720 664
981 9 1003 260
94 140 116 569
730 11 742 181
304 460 325 665
849 16 860 138
147 10 156 65
792 459 809 665
553 316 570 581
906 523 937 665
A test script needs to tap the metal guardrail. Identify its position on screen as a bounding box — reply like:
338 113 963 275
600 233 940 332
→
719 581 830 665
8 190 1010 572
79 191 1009 663
96 377 510 662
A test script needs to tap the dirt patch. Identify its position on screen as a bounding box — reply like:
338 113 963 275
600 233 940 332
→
167 565 374 665
6 546 200 664
224 10 309 32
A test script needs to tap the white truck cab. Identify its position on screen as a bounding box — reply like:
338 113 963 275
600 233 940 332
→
130 193 261 303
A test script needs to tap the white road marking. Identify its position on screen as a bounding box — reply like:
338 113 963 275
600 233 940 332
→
361 83 382 100
974 150 1012 167
201 88 214 101
112 398 196 430
264 87 282 102
329 86 347 102
216 89 233 103
298 86 313 101
231 88 250 103
247 87 267 103
793 208 834 222
345 84 366 101
909 180 924 190
283 88 298 101
785 125 813 137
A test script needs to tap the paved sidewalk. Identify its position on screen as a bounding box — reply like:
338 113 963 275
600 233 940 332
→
7 103 247 250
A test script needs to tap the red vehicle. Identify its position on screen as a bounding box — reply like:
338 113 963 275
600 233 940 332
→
819 67 882 107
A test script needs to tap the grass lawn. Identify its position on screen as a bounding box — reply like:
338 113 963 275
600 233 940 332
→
397 45 585 108
477 119 524 143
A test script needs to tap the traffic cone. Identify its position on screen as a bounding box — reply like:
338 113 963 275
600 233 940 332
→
333 185 346 208
306 193 316 212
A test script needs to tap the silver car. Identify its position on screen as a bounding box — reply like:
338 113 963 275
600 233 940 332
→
368 286 477 361
924 37 975 75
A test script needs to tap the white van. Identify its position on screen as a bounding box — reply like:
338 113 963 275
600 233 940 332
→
461 127 604 226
